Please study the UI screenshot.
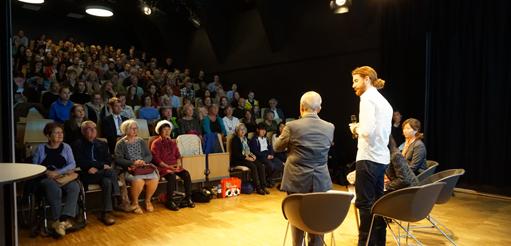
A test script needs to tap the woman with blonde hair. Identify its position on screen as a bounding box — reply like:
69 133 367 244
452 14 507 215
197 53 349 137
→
114 119 159 214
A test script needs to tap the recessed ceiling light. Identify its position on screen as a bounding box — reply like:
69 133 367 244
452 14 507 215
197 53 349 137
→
85 5 114 17
18 0 44 4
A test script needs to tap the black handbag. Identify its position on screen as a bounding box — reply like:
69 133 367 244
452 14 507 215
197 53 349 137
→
191 188 214 203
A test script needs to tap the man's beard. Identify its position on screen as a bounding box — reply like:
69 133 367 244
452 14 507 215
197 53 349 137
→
355 83 367 96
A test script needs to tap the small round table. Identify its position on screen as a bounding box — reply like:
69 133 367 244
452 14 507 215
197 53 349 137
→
0 163 46 246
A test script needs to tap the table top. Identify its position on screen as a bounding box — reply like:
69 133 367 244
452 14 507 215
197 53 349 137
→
0 163 46 184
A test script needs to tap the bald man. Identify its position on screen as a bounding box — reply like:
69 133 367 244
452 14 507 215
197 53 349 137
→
274 91 335 246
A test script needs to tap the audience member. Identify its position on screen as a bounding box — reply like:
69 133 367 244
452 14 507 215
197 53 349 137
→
241 109 257 133
262 110 278 132
202 104 227 136
70 81 91 105
391 110 404 146
114 120 159 214
84 91 103 124
222 105 240 136
138 95 160 124
48 86 74 123
101 97 128 153
401 118 427 174
33 122 79 237
150 120 195 211
267 98 285 121
385 136 419 192
177 104 202 135
249 123 284 187
63 104 86 144
230 123 269 195
41 81 60 109
72 121 121 225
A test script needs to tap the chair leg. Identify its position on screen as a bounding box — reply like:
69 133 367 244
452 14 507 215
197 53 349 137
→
427 216 457 245
365 215 376 246
283 221 289 246
385 219 403 246
394 220 424 246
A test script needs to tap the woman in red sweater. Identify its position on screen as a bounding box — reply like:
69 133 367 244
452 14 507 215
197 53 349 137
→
150 120 195 211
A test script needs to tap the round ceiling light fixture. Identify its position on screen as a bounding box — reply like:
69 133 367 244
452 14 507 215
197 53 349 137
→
18 0 45 3
85 5 114 17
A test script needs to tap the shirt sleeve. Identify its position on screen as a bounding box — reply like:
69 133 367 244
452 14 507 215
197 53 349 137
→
58 144 77 175
357 98 376 139
273 125 290 152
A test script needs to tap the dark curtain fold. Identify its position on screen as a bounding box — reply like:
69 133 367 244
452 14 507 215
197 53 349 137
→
382 0 511 195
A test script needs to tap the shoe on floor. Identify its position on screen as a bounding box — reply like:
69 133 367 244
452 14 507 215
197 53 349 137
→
52 221 66 236
186 198 195 208
256 188 266 195
133 205 144 214
264 188 270 194
145 201 154 212
99 212 116 226
166 201 180 211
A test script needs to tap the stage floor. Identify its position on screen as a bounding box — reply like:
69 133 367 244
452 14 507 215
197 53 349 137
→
19 184 511 245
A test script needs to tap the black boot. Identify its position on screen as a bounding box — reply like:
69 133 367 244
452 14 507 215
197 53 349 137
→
166 200 180 211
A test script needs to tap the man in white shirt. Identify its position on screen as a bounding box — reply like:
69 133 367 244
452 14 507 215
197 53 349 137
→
349 66 392 246
222 106 239 135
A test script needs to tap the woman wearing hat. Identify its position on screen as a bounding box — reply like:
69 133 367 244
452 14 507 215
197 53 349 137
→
150 120 195 211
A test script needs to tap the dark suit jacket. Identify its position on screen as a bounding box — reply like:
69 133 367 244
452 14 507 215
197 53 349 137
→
230 136 248 165
403 139 427 174
101 114 128 153
71 137 112 185
273 113 335 193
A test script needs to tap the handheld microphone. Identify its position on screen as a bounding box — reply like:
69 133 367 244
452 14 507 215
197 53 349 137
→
351 115 358 139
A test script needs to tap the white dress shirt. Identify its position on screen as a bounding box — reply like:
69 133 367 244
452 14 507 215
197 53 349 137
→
257 137 268 152
223 116 240 135
356 87 393 164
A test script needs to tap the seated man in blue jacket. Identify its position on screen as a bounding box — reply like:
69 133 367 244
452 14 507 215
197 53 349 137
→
249 123 284 187
71 120 121 225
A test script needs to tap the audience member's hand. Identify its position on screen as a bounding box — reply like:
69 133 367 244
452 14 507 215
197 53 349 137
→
46 170 60 179
267 155 274 160
103 164 111 170
89 167 98 174
349 123 359 134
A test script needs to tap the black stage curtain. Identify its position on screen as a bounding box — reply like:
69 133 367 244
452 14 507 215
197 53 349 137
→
381 0 511 195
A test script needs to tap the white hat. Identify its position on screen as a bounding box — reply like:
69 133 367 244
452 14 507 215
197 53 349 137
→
155 120 173 134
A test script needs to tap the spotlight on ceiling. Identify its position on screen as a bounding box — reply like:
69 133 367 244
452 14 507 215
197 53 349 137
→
330 0 351 14
189 14 201 28
18 0 44 3
143 6 152 15
85 5 114 17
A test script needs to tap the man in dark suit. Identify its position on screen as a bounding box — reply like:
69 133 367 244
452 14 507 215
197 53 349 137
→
274 91 335 246
101 97 128 153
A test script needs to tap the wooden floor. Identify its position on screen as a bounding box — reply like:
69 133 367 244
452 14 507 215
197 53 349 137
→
19 184 511 246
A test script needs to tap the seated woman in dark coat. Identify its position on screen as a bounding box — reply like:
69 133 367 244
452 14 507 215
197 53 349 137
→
385 136 419 192
401 118 427 175
230 123 269 195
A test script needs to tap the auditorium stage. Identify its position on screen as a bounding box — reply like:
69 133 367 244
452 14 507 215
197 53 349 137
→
19 184 511 245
